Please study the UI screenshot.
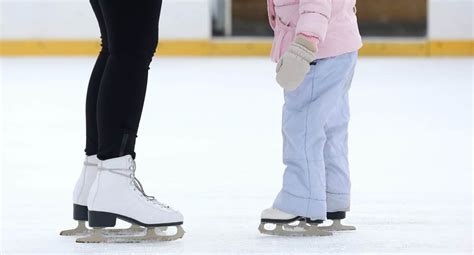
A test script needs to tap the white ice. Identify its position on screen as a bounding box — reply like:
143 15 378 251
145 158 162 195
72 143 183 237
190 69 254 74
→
1 56 473 254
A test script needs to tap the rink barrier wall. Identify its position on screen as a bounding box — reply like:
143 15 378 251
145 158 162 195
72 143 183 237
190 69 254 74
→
0 0 212 40
0 39 473 57
1 0 472 56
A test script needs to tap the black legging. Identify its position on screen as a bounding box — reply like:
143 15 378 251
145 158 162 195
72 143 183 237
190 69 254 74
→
85 0 162 160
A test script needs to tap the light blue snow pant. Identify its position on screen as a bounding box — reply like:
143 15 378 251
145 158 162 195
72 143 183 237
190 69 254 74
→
273 51 358 219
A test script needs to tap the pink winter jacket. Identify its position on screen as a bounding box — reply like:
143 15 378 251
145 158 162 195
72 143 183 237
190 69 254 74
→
268 0 363 61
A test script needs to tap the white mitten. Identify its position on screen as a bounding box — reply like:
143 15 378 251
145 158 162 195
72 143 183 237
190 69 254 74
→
276 35 317 91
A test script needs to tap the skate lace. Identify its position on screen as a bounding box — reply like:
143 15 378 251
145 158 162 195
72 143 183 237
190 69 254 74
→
129 161 171 209
99 160 172 209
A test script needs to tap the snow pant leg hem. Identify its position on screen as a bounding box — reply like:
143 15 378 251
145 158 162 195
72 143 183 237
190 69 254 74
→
326 192 350 212
273 190 327 219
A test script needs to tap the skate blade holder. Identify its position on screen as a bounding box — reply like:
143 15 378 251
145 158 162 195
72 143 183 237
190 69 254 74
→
319 220 356 231
60 221 168 237
76 225 185 243
259 220 332 237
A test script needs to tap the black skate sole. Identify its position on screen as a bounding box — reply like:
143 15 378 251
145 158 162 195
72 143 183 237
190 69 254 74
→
261 216 323 224
327 211 346 220
261 216 302 224
73 204 89 221
88 210 183 228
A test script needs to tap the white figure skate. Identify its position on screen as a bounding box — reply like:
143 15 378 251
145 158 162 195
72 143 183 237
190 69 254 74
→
76 155 184 243
319 211 356 231
259 208 332 237
60 155 149 237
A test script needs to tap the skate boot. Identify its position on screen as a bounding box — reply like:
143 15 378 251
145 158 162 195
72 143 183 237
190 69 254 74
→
320 211 356 231
60 155 148 236
60 155 99 236
258 208 332 237
76 155 185 243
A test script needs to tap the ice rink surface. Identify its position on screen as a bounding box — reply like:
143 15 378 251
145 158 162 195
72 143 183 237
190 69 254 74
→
1 57 473 254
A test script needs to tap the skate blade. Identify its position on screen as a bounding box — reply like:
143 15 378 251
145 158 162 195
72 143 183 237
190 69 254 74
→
258 222 332 237
61 221 166 237
319 220 356 231
105 225 167 236
60 221 89 236
76 225 185 243
279 221 310 231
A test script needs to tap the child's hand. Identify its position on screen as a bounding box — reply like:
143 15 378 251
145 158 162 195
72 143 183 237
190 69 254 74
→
276 35 317 91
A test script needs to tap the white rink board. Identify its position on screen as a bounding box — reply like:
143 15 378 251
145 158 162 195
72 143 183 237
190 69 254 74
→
1 0 474 41
1 57 472 254
0 0 211 40
428 0 474 39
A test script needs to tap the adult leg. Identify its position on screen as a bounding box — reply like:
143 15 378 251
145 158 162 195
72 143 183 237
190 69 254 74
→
75 1 185 243
60 0 110 236
96 0 162 160
85 0 109 156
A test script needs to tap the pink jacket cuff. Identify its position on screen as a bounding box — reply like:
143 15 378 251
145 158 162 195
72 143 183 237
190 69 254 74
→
298 33 320 48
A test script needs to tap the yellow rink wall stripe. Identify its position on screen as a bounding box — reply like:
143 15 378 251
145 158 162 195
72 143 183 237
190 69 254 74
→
0 40 473 56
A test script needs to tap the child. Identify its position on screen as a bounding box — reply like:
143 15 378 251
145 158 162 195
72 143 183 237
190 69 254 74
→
259 0 362 236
